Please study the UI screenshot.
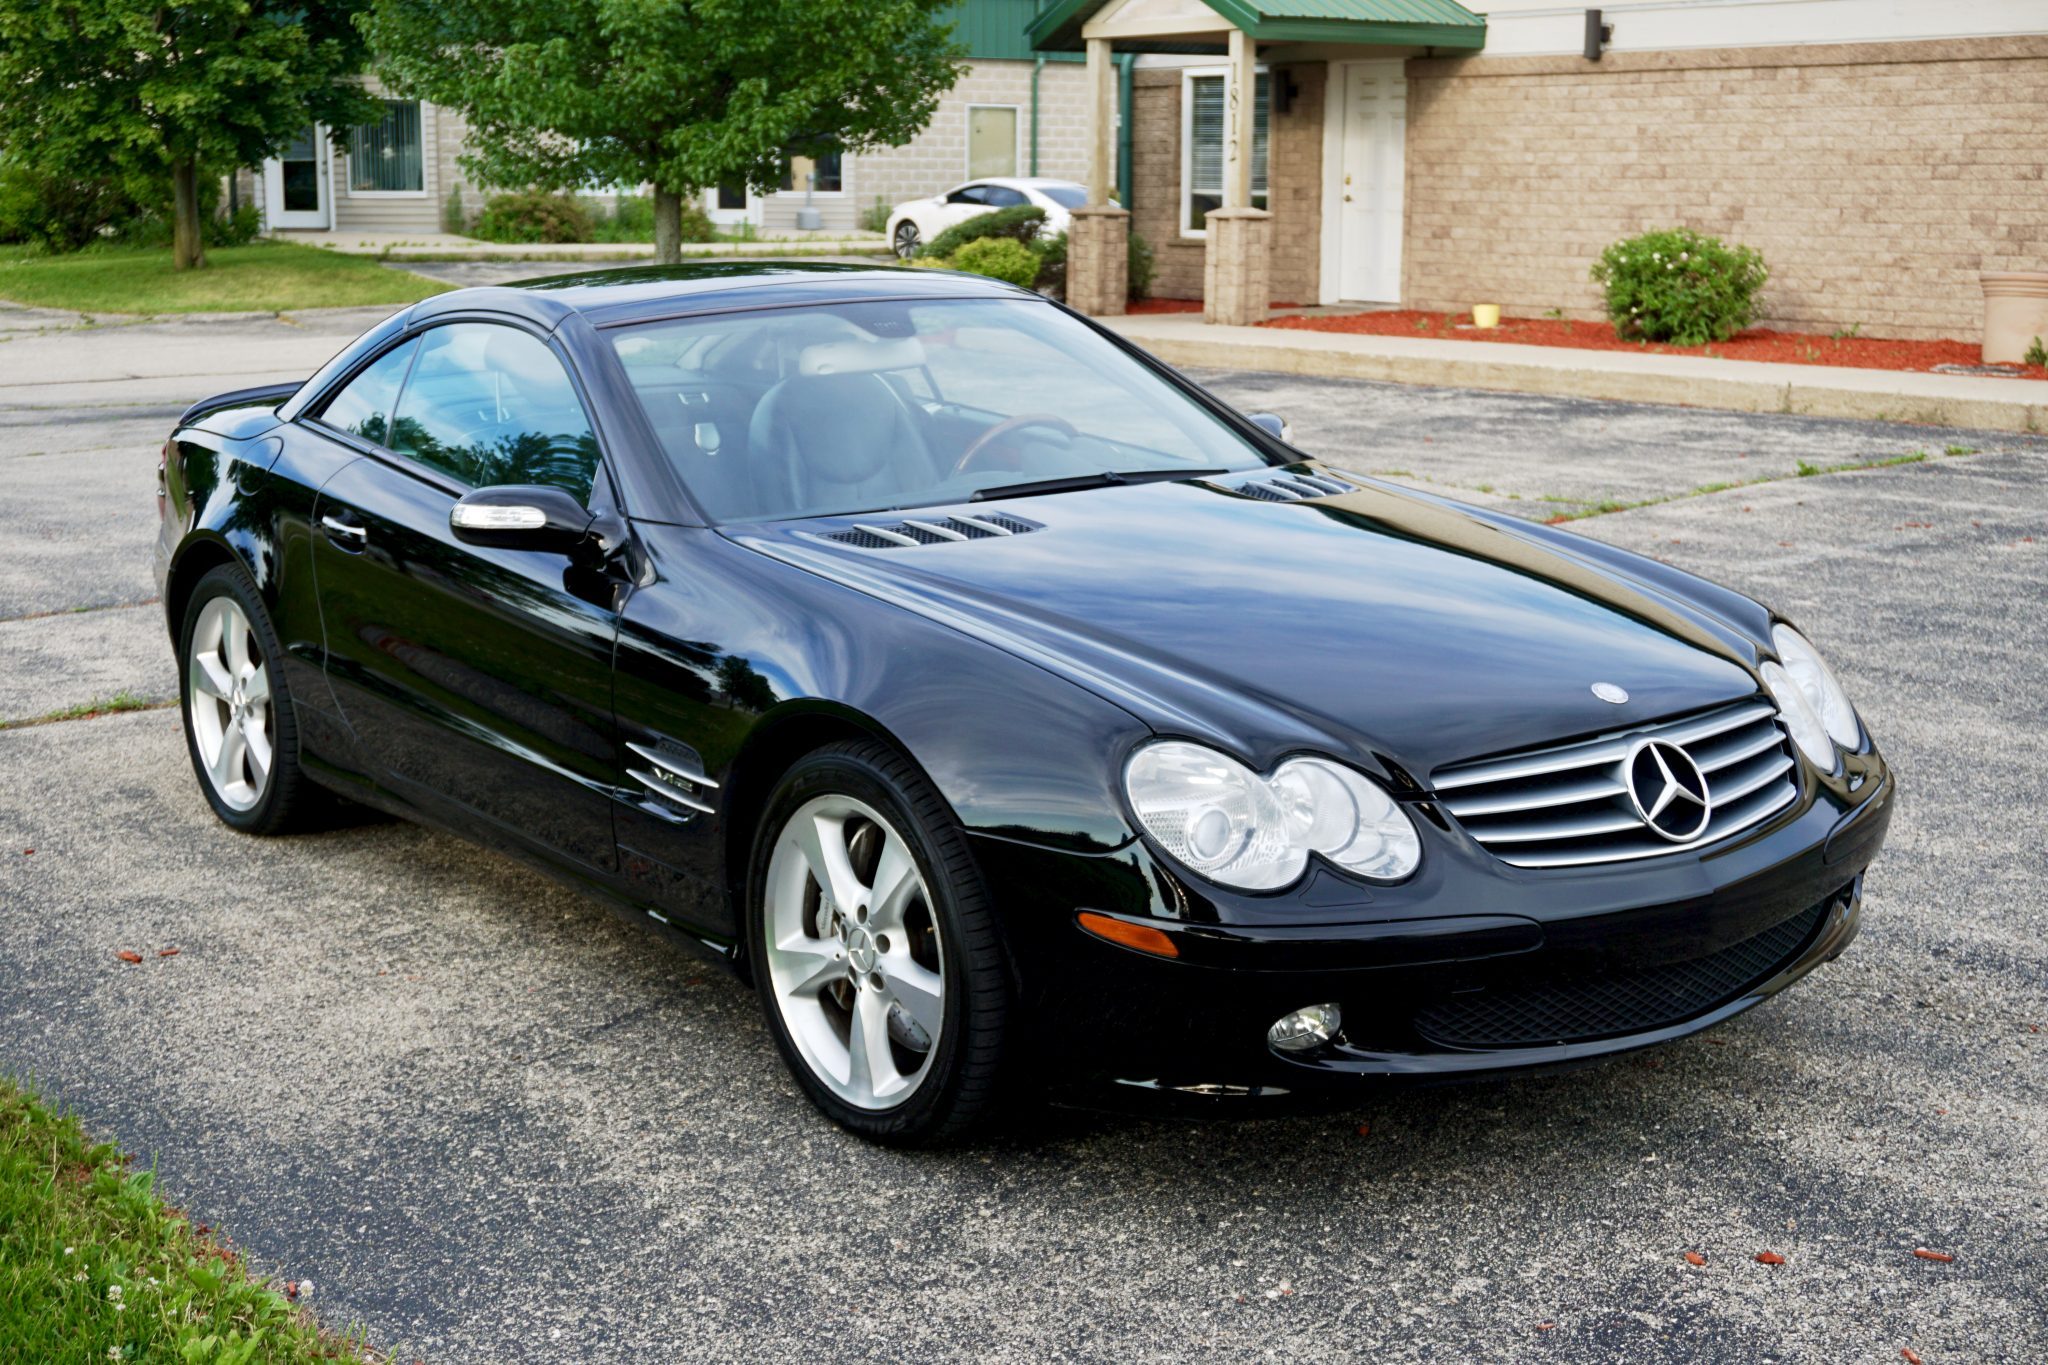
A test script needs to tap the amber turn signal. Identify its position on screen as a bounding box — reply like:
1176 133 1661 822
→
1077 912 1179 959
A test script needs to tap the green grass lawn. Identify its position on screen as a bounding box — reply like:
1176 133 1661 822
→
0 1076 382 1362
0 241 449 315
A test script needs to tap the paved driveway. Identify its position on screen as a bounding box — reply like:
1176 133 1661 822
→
1 310 2043 1362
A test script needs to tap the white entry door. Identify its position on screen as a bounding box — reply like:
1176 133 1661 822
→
262 126 330 230
1335 62 1405 302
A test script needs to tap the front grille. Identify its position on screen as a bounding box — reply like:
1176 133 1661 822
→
1431 700 1799 869
817 512 1037 548
1412 894 1833 1049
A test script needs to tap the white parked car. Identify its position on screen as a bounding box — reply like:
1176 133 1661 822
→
885 178 1088 258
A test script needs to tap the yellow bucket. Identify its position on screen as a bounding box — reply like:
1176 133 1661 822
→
1472 303 1501 329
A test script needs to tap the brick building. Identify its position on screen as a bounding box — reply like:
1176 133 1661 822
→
1036 0 2048 340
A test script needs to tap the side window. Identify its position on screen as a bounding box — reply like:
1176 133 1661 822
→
982 185 1027 208
945 184 987 206
318 338 419 447
386 323 602 504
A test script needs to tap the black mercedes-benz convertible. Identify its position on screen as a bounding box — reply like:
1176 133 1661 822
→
156 264 1893 1143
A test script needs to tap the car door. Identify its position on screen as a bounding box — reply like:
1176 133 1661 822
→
938 183 992 232
306 320 623 873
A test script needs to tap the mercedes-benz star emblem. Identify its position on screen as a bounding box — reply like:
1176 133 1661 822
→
1591 681 1630 704
1624 738 1713 842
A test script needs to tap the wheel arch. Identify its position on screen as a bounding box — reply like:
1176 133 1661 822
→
718 701 936 924
163 533 259 641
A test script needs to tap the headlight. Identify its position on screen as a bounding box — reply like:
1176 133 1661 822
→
1123 741 1420 891
1763 625 1859 772
1770 625 1860 748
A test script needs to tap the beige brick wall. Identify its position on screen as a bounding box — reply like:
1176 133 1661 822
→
1130 64 1325 303
1267 63 1325 307
1131 70 1204 298
848 59 1094 223
1404 36 2048 340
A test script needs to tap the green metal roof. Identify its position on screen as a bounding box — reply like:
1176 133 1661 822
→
943 0 1082 62
1026 0 1486 52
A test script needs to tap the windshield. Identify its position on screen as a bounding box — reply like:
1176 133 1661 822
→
1037 184 1087 209
607 297 1269 523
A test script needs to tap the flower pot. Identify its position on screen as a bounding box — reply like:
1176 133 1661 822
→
1980 272 2048 364
1472 303 1501 329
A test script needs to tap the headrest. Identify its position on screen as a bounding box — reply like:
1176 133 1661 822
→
798 335 925 377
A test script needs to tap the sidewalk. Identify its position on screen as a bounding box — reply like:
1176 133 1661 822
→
1104 313 2048 434
273 229 892 262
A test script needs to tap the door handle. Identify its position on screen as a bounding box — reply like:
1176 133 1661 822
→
320 514 368 549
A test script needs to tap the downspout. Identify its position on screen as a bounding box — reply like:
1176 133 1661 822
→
1116 53 1134 207
1031 57 1045 175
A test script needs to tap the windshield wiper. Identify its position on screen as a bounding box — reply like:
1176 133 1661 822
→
969 468 1228 503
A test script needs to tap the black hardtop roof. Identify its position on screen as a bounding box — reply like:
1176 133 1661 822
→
408 261 1038 330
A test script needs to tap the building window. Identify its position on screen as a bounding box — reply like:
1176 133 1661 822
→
967 105 1019 179
780 152 842 194
1182 70 1267 236
349 100 424 194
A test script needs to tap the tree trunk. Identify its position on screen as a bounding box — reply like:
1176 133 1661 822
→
653 186 683 265
171 159 205 271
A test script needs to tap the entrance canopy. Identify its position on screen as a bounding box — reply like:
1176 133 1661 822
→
1026 0 1486 55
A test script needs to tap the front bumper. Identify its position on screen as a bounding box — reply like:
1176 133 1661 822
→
971 759 1893 1109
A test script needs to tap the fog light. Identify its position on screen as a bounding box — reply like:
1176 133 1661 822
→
1268 1003 1341 1053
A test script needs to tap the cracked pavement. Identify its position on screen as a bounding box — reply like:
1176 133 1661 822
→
1 312 2042 1362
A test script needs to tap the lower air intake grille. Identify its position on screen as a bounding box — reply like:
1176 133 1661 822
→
1411 894 1833 1049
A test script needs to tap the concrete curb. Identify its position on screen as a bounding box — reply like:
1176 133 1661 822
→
1105 317 2048 434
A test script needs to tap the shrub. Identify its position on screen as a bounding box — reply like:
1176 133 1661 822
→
442 184 468 235
209 202 261 248
1126 228 1155 300
860 195 891 234
1033 231 1067 298
948 236 1040 288
0 164 140 251
919 204 1046 260
1590 227 1768 345
470 190 594 244
585 193 714 244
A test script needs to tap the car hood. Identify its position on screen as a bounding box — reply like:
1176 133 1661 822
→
730 469 1772 787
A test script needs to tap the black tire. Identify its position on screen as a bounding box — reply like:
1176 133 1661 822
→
177 562 322 836
747 738 1012 1145
892 221 920 259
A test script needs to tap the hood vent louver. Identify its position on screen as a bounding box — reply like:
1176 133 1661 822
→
818 513 1039 549
1222 470 1355 502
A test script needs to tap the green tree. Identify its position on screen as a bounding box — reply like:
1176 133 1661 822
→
363 0 965 262
0 1 375 270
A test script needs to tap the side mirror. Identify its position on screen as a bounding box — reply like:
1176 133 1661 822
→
450 485 604 557
1247 412 1292 444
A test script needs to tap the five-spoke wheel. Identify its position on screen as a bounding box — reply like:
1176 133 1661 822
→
177 563 317 834
762 793 946 1109
749 739 1010 1143
186 595 274 812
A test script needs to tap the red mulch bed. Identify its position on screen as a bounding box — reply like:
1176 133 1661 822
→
1258 310 2047 378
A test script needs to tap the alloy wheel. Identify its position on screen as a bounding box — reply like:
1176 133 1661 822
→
892 222 920 259
186 596 274 812
762 794 946 1110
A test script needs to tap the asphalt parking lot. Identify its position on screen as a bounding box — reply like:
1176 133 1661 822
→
2 300 2043 1362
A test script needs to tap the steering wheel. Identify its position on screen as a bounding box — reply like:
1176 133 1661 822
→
951 413 1080 476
